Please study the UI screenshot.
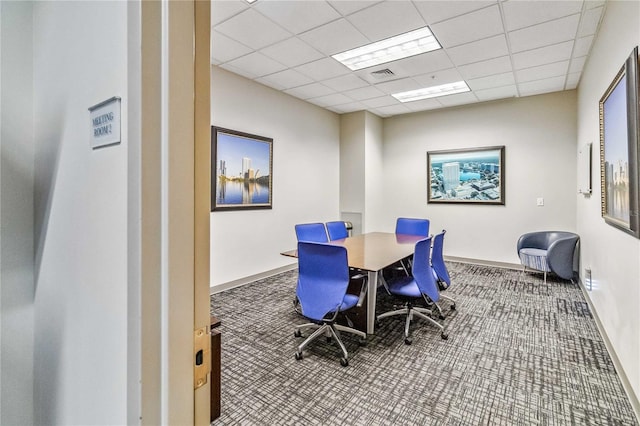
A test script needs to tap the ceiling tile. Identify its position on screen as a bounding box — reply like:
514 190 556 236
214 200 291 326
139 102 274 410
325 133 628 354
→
219 63 260 80
413 1 496 25
573 35 594 57
261 37 324 68
346 1 425 41
516 61 569 83
447 35 509 66
502 0 582 31
253 1 341 35
404 98 443 112
431 5 504 48
577 6 604 37
586 1 605 9
413 68 465 87
211 30 253 63
216 8 291 50
565 72 581 89
328 1 381 17
294 57 350 81
308 93 354 107
361 95 399 108
467 72 515 91
568 56 586 74
284 82 335 100
225 52 287 78
257 69 314 90
211 0 249 26
436 91 479 107
372 104 412 117
508 14 581 53
391 50 455 76
474 85 517 101
328 101 367 114
321 74 369 91
512 41 573 70
299 18 370 55
374 77 422 95
343 85 386 101
518 76 565 96
457 56 513 80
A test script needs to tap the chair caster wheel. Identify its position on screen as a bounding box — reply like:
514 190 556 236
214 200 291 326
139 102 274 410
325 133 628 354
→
358 338 367 347
441 333 449 340
326 336 332 343
451 304 456 311
340 357 349 367
438 314 446 320
295 351 303 361
294 330 302 338
404 337 413 345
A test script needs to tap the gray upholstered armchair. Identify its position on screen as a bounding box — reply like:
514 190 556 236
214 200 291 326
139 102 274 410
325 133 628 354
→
517 231 580 282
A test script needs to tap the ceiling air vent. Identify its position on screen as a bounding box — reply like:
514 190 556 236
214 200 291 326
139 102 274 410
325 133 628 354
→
370 68 395 80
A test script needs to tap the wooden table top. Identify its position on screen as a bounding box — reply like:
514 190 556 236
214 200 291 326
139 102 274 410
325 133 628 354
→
281 232 424 272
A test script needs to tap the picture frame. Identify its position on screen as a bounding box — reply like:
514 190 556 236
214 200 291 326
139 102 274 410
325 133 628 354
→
599 46 639 238
427 146 505 205
211 126 273 212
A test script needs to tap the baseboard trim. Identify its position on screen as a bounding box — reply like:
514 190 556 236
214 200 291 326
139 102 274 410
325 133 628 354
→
577 279 640 422
445 255 522 271
210 263 297 295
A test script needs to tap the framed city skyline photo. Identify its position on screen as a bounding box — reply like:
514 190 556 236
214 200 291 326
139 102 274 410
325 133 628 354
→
599 46 640 238
427 146 505 205
211 126 273 211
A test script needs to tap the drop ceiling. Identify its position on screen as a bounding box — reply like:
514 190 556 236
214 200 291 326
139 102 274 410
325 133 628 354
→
211 0 606 117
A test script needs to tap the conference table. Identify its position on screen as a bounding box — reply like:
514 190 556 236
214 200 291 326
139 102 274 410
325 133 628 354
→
282 232 424 335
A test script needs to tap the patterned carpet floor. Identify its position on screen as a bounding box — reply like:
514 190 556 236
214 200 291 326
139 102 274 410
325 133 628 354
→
210 262 637 425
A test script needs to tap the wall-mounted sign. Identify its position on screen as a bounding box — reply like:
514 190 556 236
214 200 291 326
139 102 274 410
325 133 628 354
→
89 96 121 149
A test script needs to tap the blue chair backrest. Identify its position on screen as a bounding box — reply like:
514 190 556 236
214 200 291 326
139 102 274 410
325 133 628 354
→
431 230 450 286
395 217 430 236
296 242 350 321
295 223 328 243
411 237 440 302
326 221 349 241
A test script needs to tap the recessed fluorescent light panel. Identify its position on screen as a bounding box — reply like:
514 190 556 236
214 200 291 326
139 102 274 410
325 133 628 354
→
245 0 257 3
332 26 441 71
392 81 471 102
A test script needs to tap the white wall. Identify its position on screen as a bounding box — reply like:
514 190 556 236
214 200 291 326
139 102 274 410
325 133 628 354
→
363 112 384 233
32 2 128 424
0 2 35 424
380 91 578 264
210 67 340 288
576 0 640 407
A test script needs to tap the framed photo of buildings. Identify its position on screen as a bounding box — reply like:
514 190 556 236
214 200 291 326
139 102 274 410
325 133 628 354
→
427 146 505 205
211 126 273 211
599 46 639 238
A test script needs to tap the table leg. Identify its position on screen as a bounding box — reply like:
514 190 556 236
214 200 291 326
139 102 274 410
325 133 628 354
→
367 270 378 334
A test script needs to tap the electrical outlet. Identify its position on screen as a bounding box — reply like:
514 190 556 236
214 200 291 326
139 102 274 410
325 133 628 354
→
585 268 592 291
537 197 544 206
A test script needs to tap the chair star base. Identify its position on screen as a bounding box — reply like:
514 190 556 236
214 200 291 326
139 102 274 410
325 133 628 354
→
294 321 366 367
377 302 448 344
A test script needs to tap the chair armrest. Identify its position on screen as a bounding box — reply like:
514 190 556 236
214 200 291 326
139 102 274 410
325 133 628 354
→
351 274 368 308
547 236 579 280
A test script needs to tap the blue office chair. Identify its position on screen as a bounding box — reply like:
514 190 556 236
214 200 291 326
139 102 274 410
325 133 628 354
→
395 217 430 237
377 237 448 344
326 221 349 241
392 217 430 275
295 222 328 243
294 242 367 366
431 230 456 318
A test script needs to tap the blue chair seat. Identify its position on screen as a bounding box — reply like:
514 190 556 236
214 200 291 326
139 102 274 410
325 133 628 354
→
387 276 421 298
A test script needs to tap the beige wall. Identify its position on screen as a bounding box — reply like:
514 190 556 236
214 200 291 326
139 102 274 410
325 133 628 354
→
576 0 640 409
210 67 341 288
379 91 578 264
